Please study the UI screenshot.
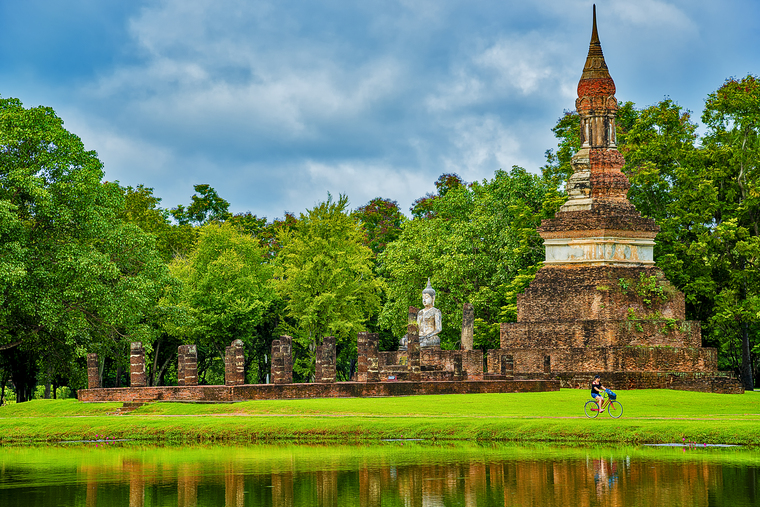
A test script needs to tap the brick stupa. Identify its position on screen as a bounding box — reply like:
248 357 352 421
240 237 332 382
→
492 7 742 393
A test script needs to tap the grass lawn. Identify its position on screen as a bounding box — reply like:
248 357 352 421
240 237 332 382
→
1 389 758 445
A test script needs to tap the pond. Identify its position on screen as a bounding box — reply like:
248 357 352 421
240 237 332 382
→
1 442 758 506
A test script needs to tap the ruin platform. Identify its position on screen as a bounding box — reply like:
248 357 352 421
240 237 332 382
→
78 379 559 403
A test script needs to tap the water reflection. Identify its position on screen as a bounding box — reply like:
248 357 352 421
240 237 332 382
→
0 444 758 506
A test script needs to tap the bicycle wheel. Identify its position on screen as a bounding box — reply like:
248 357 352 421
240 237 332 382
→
584 400 600 418
608 401 623 418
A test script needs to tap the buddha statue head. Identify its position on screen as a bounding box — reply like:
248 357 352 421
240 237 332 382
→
422 278 436 308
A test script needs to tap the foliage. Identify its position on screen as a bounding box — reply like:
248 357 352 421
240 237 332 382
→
275 194 382 380
0 97 170 401
166 222 276 362
380 169 564 350
170 184 231 226
352 197 405 257
410 173 466 219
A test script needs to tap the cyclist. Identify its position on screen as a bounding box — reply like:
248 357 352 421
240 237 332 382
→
591 374 607 412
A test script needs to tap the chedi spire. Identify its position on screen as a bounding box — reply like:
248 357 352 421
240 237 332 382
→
559 4 631 212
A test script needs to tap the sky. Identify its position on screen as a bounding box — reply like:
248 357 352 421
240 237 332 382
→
2 0 758 219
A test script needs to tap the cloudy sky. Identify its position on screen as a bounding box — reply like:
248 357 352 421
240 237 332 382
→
2 0 758 219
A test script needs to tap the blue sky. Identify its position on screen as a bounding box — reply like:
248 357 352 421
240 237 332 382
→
2 0 758 219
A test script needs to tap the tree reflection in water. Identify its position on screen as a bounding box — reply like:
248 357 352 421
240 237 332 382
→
0 445 757 506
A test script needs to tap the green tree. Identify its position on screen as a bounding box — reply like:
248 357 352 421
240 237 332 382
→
698 76 760 389
0 97 170 400
352 197 405 257
275 194 382 380
166 221 276 381
171 184 231 226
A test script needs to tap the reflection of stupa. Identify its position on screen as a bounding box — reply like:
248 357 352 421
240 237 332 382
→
490 7 742 393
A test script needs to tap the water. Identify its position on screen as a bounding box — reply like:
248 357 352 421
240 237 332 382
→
0 443 758 506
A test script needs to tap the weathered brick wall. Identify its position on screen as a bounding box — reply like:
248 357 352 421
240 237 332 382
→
315 336 336 383
544 371 743 394
462 350 483 380
78 378 561 403
271 336 293 384
501 320 701 350
130 342 146 388
87 353 100 389
498 346 717 374
357 332 379 382
516 266 685 323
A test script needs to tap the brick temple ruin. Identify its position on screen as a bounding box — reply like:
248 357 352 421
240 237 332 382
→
79 8 741 404
80 308 557 403
484 7 742 394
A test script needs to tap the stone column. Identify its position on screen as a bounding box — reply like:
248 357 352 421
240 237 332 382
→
408 306 419 325
130 342 146 387
407 324 421 381
315 336 336 383
87 353 100 389
184 344 198 386
179 345 198 386
225 340 245 386
224 345 234 386
177 346 186 386
357 332 379 383
453 352 463 381
271 335 293 384
461 303 474 350
233 339 245 385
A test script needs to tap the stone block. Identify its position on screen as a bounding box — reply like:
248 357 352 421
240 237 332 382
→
130 342 146 388
87 353 100 389
315 336 336 383
461 303 474 350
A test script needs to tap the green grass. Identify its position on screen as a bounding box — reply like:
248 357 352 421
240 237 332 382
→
1 389 758 445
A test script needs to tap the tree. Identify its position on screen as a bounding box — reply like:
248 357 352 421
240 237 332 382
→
379 169 564 350
170 184 231 226
275 194 382 380
352 197 405 257
0 97 170 400
698 76 760 389
166 221 276 381
410 173 466 219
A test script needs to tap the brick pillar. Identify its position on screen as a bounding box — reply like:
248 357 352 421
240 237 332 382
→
130 342 146 387
408 306 419 325
224 345 234 386
461 303 474 350
501 354 514 376
184 345 198 386
315 336 336 383
357 332 379 382
272 335 293 384
463 350 484 380
177 346 186 386
407 324 420 381
225 340 245 386
233 339 245 385
87 353 100 389
453 352 463 380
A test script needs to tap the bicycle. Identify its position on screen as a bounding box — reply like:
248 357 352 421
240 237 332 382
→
584 391 623 419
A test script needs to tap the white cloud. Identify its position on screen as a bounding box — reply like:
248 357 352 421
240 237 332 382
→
609 0 698 34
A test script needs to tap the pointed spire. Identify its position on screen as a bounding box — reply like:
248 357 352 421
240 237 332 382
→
577 4 615 98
